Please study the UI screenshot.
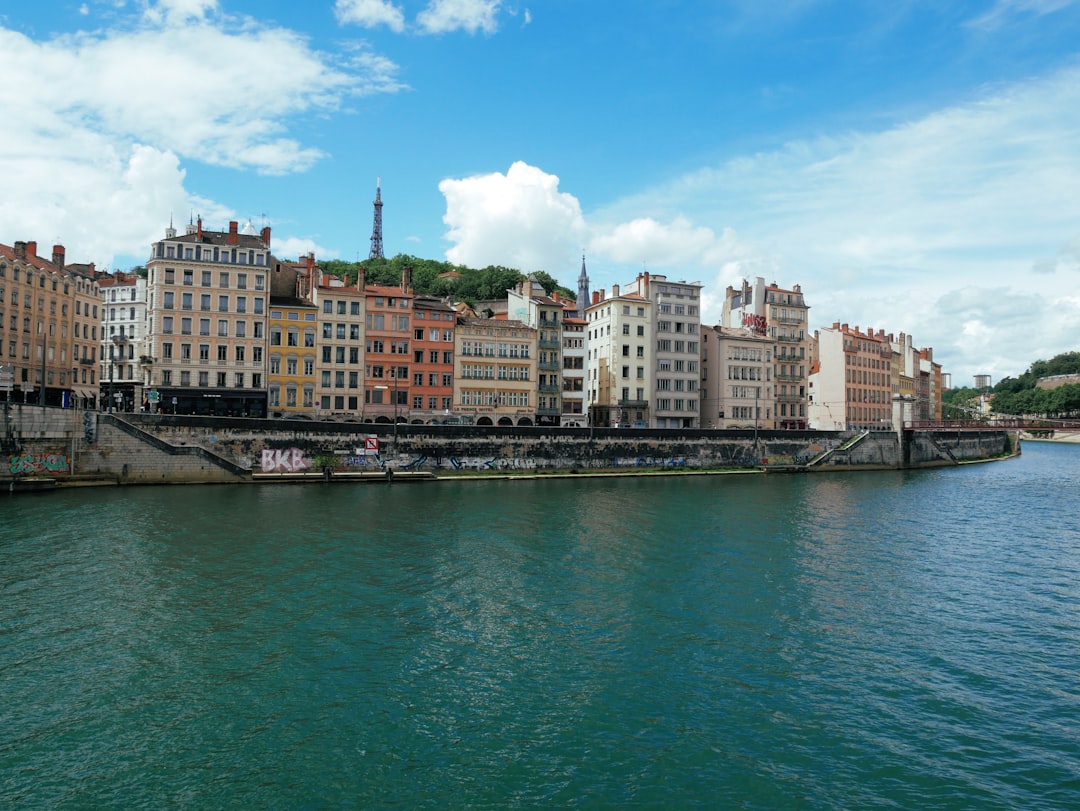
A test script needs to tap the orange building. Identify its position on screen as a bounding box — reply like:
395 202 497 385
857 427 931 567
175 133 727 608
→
363 271 414 423
411 295 457 423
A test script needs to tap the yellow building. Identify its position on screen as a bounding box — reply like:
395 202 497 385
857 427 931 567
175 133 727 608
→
268 293 319 417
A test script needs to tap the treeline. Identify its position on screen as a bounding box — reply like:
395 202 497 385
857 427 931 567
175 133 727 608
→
319 254 573 306
943 351 1080 417
992 351 1080 417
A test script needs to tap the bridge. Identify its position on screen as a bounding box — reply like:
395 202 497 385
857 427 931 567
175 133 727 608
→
908 418 1080 433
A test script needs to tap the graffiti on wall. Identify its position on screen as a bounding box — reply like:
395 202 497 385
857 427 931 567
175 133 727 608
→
261 448 311 473
9 453 72 475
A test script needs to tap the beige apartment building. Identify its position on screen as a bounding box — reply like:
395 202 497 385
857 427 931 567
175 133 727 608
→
144 219 269 416
723 277 811 429
700 326 777 430
454 317 538 425
507 277 564 426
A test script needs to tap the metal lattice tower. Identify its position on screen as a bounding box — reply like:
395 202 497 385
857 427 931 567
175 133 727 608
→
369 177 384 260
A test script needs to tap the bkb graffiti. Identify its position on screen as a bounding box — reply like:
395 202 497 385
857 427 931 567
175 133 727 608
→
261 448 310 473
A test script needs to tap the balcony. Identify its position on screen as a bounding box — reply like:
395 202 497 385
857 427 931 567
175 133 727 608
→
539 384 559 393
777 334 802 343
777 392 803 402
538 359 559 370
539 339 560 350
618 399 649 408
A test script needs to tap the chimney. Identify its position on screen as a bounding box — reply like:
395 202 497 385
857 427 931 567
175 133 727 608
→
592 291 601 305
52 244 65 268
402 265 413 294
833 321 840 330
197 216 203 240
228 221 239 246
644 271 650 297
612 283 620 297
261 226 271 249
26 241 38 258
14 241 26 259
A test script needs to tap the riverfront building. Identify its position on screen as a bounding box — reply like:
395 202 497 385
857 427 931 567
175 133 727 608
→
411 295 457 422
144 219 270 416
700 326 778 430
808 323 899 431
586 285 653 428
98 272 147 412
723 277 811 429
508 277 564 426
363 274 412 423
0 240 100 408
621 272 703 429
267 258 319 417
454 317 538 425
560 306 587 427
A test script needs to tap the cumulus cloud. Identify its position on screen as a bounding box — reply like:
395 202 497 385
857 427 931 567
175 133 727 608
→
440 162 586 271
334 0 406 32
418 0 501 35
439 66 1080 383
0 7 404 269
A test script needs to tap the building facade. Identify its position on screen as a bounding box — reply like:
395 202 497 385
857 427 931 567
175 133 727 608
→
0 240 99 408
723 277 811 428
363 275 413 423
99 272 147 412
454 317 537 425
144 219 269 416
411 295 457 423
700 326 777 430
622 272 703 428
508 277 564 426
585 285 653 428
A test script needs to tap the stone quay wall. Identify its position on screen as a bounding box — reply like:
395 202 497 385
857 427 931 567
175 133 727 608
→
3 406 1019 485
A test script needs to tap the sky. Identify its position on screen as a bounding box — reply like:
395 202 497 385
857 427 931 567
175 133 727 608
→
3 0 1080 386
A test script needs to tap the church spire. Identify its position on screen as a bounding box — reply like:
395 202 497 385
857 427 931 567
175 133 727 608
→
577 253 591 317
369 177 384 260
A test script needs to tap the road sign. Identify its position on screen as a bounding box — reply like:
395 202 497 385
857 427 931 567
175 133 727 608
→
364 435 379 454
147 390 160 403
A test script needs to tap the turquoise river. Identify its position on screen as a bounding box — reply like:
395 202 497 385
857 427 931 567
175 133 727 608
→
2 440 1078 809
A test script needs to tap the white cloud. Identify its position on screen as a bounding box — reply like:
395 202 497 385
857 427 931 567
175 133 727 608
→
969 0 1080 29
0 9 404 269
439 66 1080 384
273 236 336 263
418 0 501 35
334 0 406 32
439 162 586 271
142 0 219 26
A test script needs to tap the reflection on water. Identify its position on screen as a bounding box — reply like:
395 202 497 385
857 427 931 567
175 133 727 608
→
3 444 1080 808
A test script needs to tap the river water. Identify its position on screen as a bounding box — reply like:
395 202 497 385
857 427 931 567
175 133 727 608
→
2 441 1079 809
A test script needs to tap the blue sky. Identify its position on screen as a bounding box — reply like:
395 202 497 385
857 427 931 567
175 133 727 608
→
3 0 1080 385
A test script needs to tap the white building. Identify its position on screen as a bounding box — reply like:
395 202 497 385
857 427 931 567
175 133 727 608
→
622 272 703 428
98 272 147 412
585 285 653 428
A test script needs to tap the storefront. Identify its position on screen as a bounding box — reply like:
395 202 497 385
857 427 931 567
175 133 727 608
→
153 388 267 418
